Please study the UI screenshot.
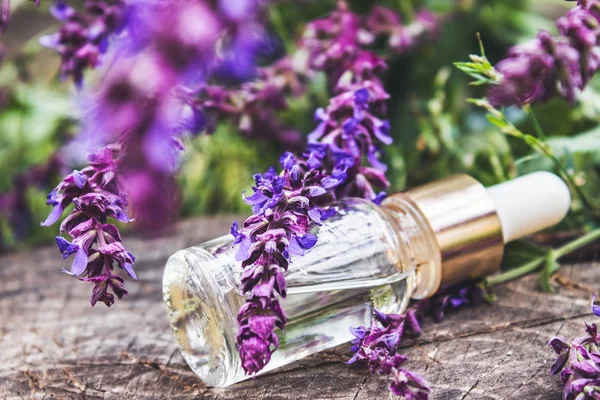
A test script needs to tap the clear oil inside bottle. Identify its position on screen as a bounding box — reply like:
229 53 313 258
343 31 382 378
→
163 198 439 387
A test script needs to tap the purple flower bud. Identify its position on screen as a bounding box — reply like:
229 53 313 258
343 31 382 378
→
592 294 600 316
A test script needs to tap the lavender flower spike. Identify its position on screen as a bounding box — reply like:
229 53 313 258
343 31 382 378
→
44 146 135 307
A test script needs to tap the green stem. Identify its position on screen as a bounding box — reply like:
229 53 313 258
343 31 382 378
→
268 7 293 54
528 140 587 206
524 105 546 141
486 257 545 287
486 228 600 287
554 228 600 258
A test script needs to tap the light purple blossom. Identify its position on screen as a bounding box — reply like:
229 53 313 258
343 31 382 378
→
489 0 600 106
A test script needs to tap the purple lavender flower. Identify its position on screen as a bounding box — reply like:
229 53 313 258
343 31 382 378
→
233 84 395 374
488 0 600 106
548 317 600 399
44 146 135 307
40 0 128 87
348 310 431 399
76 0 268 228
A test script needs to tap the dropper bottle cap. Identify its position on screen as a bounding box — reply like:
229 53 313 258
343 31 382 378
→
382 172 571 299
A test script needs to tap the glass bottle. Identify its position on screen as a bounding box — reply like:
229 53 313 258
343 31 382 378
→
162 173 570 387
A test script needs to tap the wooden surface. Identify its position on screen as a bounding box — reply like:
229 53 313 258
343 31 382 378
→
0 216 598 400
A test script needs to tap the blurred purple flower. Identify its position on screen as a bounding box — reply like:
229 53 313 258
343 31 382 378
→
365 6 439 55
40 0 128 87
489 0 600 106
0 155 63 251
193 58 305 148
78 0 268 227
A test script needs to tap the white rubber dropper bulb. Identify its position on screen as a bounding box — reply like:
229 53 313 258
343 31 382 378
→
486 172 571 243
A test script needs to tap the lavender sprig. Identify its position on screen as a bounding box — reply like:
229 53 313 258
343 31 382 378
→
487 0 600 106
232 84 390 373
548 296 600 399
40 0 128 87
348 310 431 399
43 145 136 307
232 1 439 381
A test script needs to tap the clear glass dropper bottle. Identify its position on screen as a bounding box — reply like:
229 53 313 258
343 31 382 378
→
162 172 570 387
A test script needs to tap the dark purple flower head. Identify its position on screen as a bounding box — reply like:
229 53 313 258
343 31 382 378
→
488 0 600 106
84 272 128 307
422 282 484 321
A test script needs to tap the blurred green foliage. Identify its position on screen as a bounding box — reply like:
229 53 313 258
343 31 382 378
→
0 0 598 252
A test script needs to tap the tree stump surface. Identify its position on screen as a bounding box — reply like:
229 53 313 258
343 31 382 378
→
1 216 598 400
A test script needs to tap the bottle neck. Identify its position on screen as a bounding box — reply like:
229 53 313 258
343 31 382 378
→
380 194 442 299
382 174 505 298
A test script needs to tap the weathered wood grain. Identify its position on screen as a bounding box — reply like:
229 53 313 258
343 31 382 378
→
0 216 598 399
